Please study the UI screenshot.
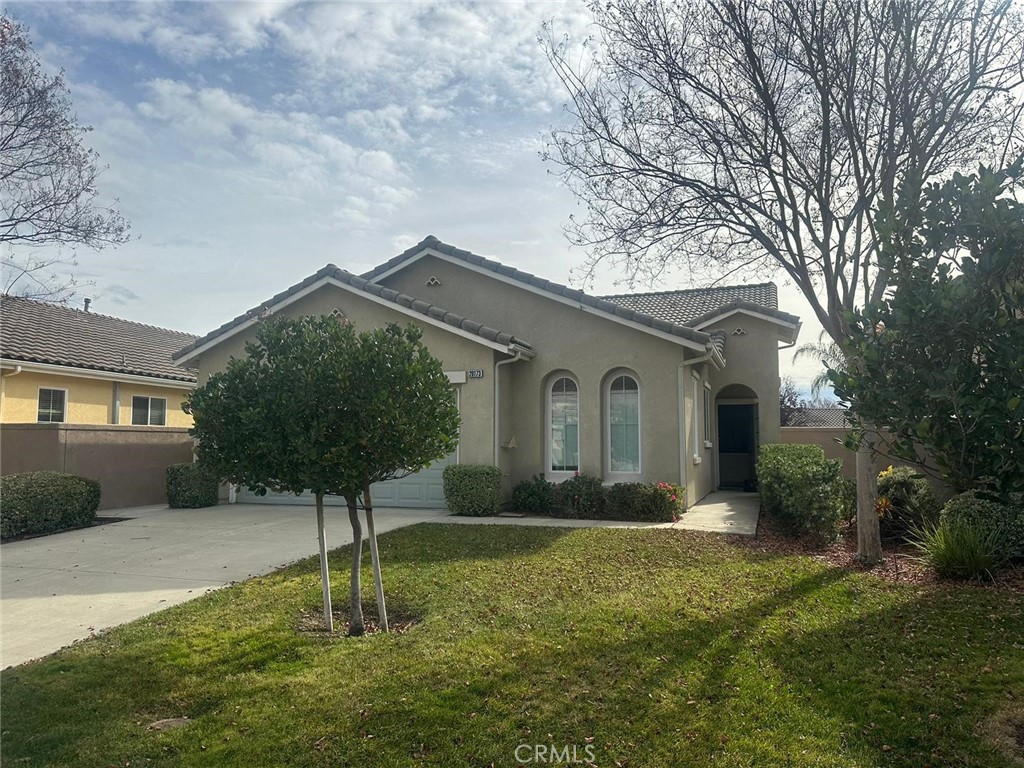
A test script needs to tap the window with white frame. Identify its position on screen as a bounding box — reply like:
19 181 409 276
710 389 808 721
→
37 388 66 423
703 383 712 445
608 374 640 474
132 396 167 426
548 376 579 472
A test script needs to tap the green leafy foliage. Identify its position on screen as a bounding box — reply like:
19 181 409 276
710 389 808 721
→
756 444 845 545
875 466 939 543
511 474 558 515
910 518 1008 581
832 163 1024 497
941 491 1024 560
165 462 220 509
0 471 100 539
605 481 684 522
442 464 502 516
185 316 460 500
554 472 606 519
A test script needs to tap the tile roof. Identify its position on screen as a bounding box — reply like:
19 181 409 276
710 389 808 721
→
172 264 535 362
0 295 198 383
362 236 714 347
599 284 800 327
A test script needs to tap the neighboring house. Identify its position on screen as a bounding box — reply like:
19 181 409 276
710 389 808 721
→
789 407 850 428
173 236 800 508
0 296 197 427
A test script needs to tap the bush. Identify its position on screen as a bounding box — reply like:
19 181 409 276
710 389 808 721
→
874 465 939 542
511 474 558 515
941 490 1024 560
0 472 101 540
910 518 1007 581
166 462 220 509
443 464 502 516
836 476 858 522
605 481 684 522
756 444 845 544
554 473 605 519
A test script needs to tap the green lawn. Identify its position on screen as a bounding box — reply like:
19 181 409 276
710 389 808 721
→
2 524 1022 767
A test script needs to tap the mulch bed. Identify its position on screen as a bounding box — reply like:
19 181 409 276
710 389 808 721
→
741 512 1024 592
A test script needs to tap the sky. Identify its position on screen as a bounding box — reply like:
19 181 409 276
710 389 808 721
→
5 1 831 393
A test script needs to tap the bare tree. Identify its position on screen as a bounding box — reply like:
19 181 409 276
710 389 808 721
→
1 16 129 301
545 0 1024 564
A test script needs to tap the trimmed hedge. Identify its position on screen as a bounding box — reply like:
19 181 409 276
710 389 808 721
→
605 481 684 522
0 472 101 540
554 473 606 519
166 463 220 509
511 474 558 515
443 464 502 516
757 444 845 544
941 490 1024 560
875 465 939 542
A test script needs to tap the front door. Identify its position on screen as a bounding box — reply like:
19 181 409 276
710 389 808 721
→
717 403 757 489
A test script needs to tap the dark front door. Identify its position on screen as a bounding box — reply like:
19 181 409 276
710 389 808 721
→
718 403 757 489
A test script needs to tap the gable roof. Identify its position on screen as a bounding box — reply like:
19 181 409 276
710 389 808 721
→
0 295 198 384
172 264 536 365
362 236 715 352
599 284 800 329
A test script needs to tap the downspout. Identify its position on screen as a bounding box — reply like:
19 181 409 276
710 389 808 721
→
493 350 524 465
1 365 23 422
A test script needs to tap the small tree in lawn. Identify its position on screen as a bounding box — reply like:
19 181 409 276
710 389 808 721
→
185 316 459 635
831 163 1024 498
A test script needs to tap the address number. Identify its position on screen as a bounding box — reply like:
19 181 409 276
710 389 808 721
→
467 369 485 379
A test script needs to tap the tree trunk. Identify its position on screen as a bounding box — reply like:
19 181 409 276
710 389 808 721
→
315 493 334 632
345 495 365 636
363 484 389 632
856 446 883 566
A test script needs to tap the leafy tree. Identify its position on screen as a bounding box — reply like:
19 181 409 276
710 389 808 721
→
185 316 459 635
831 163 1024 497
1 16 129 301
779 376 805 426
544 0 1024 564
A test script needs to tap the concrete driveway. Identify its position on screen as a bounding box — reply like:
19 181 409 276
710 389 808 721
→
1 504 448 668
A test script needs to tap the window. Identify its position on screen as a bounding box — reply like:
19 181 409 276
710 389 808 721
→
703 383 712 445
37 388 66 422
132 396 167 426
691 372 702 463
608 375 640 474
549 377 579 472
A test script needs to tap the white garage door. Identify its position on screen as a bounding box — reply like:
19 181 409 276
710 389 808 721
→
236 449 457 509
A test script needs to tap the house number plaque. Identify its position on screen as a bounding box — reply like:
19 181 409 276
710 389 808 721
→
467 369 485 379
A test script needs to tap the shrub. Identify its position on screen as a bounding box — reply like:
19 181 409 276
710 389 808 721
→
554 473 605 519
874 465 939 542
511 474 558 515
836 476 858 523
443 464 502 516
166 462 220 509
0 472 101 540
941 490 1024 560
605 481 684 522
756 444 845 544
910 518 1007 581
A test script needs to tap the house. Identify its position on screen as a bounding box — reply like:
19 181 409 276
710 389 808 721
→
173 236 800 508
0 296 197 426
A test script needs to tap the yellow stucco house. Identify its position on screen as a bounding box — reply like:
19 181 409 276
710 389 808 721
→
174 236 800 509
0 296 197 427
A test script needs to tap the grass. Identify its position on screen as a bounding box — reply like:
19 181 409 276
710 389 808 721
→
2 523 1022 767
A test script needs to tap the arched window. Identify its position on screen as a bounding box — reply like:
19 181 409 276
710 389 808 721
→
548 376 579 473
608 375 640 474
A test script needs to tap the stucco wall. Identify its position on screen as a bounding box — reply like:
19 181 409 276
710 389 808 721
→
187 284 497 466
0 423 194 509
0 368 192 427
378 255 700 494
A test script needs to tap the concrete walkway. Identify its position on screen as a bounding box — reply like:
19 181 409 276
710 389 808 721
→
441 490 761 536
1 504 447 668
